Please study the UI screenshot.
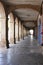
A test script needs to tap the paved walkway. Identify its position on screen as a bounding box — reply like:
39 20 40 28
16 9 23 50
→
0 35 43 65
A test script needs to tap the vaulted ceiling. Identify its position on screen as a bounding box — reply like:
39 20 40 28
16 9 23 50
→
2 0 42 5
2 0 43 29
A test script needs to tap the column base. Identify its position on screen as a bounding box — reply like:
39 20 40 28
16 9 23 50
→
14 38 16 44
6 40 10 48
14 42 16 44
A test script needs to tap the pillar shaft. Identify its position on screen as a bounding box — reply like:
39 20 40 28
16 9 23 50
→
21 22 22 39
14 17 16 44
18 19 19 41
23 26 24 40
6 15 9 48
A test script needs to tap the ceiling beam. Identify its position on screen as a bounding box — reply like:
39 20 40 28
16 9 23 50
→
6 4 40 13
1 1 41 14
23 20 37 26
24 25 35 30
23 20 37 22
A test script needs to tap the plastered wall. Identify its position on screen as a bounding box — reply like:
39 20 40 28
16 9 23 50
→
8 13 14 44
15 18 18 41
19 21 21 40
0 2 6 47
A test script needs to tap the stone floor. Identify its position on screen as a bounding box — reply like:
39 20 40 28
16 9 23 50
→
0 35 43 65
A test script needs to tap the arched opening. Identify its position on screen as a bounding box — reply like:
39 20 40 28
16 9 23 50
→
0 2 6 48
29 29 34 40
8 13 14 46
29 29 34 35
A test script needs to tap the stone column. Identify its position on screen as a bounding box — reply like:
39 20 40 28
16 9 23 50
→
23 26 24 40
18 19 19 41
6 14 9 48
14 16 16 44
21 22 22 39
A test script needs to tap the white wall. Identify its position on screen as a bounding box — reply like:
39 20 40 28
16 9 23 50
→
0 2 6 47
8 13 14 44
15 18 18 41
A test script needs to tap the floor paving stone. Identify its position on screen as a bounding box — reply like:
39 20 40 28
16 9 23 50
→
0 35 43 65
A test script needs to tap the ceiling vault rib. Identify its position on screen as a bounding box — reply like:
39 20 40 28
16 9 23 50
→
8 4 40 12
23 20 37 27
1 0 42 28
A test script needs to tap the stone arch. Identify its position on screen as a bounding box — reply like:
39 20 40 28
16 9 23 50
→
0 2 6 48
8 12 14 44
19 21 21 40
15 17 18 42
